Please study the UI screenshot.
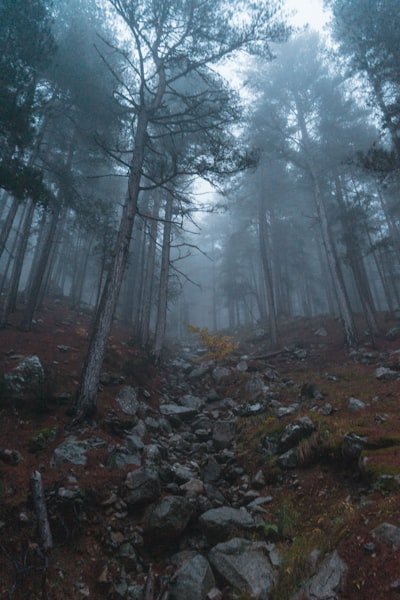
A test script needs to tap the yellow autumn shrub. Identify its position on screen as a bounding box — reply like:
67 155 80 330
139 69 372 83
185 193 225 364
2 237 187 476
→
186 324 238 362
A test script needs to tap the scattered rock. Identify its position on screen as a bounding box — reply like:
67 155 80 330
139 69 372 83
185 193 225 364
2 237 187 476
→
106 447 141 469
169 554 215 600
300 383 324 401
212 367 231 382
51 436 106 467
277 416 315 454
245 375 265 400
277 403 299 418
371 523 400 548
4 355 45 394
375 366 399 381
317 403 334 416
189 363 211 379
178 394 204 410
314 327 328 337
125 468 161 506
57 345 70 353
294 550 347 599
208 537 277 598
116 386 140 416
236 360 248 372
278 448 299 469
145 496 194 541
212 421 236 450
348 396 367 411
341 432 368 461
160 404 198 422
385 327 400 341
199 507 255 544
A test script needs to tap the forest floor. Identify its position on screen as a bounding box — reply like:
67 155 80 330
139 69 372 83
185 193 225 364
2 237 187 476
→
0 300 400 599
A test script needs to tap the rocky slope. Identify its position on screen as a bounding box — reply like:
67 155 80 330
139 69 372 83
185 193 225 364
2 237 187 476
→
1 304 400 599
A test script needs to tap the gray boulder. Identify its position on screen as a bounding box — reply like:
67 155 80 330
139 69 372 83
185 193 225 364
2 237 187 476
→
4 355 45 394
212 421 236 450
125 468 161 505
178 394 204 410
203 456 222 483
145 496 193 540
106 448 141 469
341 432 368 461
278 416 315 454
116 386 140 416
160 404 198 421
294 550 347 600
169 554 215 600
124 432 144 453
245 375 265 400
372 522 400 548
278 448 299 469
51 436 106 467
209 537 276 599
199 507 255 544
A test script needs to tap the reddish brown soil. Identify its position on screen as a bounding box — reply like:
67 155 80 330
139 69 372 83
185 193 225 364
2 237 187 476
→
0 302 399 599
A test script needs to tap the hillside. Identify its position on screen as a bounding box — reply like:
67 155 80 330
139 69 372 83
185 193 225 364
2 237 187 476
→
1 302 400 599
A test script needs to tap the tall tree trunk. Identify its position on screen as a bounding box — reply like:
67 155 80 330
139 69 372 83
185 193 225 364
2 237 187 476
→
311 175 357 346
152 194 173 363
19 204 61 331
0 200 35 327
73 110 149 424
295 98 357 346
139 193 161 345
258 195 278 348
334 175 379 340
0 197 20 260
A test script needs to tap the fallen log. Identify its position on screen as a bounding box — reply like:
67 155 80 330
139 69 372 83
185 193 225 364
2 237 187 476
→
248 347 290 360
30 470 53 551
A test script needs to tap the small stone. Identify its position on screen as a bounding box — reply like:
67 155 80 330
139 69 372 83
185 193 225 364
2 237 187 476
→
207 587 223 600
252 469 266 490
389 581 400 592
19 512 29 522
57 345 70 353
101 492 118 506
110 531 125 546
236 360 248 372
348 396 367 411
363 542 376 554
314 327 328 337
375 366 399 381
318 403 334 416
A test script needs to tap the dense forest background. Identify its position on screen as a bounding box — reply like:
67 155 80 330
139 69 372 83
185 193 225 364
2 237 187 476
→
1 0 400 421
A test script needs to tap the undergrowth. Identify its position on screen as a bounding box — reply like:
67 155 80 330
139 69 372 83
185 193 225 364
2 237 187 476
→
186 324 238 362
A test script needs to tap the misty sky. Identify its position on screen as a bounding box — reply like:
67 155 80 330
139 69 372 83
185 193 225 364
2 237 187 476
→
284 0 329 29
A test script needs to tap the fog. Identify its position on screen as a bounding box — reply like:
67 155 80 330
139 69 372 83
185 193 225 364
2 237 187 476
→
1 0 400 365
